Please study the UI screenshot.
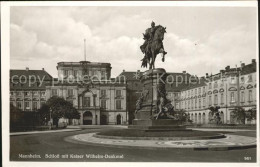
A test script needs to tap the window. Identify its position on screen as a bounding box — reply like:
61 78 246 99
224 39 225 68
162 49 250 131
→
16 92 22 96
101 100 106 109
52 89 58 96
241 77 245 83
203 98 206 107
25 101 30 110
33 102 38 110
214 94 218 105
199 99 201 108
191 100 193 109
231 77 236 84
221 93 224 104
220 79 224 86
83 97 91 107
209 96 212 106
101 90 106 97
188 100 190 109
16 101 22 109
231 92 235 102
74 70 78 77
198 88 201 94
195 99 197 108
89 70 93 76
214 81 218 88
10 91 14 96
248 75 252 83
203 87 205 93
25 92 30 96
249 90 253 102
116 100 121 109
241 91 245 102
41 91 46 96
64 70 68 77
209 83 212 89
101 71 106 80
68 89 73 96
116 90 121 97
32 91 38 96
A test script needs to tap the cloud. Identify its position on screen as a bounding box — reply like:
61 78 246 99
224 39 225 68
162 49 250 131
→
10 6 257 78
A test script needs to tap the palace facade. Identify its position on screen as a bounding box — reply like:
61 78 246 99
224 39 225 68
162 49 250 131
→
45 61 127 125
10 68 53 111
10 59 257 125
177 59 257 124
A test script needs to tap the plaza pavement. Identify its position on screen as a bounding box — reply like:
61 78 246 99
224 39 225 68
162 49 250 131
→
67 132 256 151
10 128 82 136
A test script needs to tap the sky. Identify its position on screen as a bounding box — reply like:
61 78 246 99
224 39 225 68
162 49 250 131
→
10 6 257 78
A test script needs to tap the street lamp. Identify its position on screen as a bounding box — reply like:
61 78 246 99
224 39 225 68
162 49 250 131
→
49 108 52 130
93 94 97 125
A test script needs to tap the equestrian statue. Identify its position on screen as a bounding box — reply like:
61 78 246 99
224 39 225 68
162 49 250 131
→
140 21 167 69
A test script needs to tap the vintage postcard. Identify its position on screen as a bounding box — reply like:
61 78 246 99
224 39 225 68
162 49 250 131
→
1 1 259 167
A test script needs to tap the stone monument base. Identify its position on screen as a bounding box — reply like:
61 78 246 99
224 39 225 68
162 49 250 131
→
128 119 190 132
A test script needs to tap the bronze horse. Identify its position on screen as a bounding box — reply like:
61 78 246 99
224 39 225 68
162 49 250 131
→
141 25 167 69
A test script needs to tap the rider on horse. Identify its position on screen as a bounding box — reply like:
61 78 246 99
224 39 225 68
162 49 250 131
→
140 21 156 54
140 21 167 69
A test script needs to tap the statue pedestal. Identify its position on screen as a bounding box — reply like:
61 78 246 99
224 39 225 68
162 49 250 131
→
135 68 167 119
130 68 187 131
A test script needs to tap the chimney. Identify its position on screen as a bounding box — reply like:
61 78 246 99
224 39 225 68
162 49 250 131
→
182 71 186 74
123 69 125 72
42 68 45 71
241 63 245 68
137 70 140 73
220 70 225 73
26 67 29 71
225 66 230 70
206 73 209 78
252 59 256 64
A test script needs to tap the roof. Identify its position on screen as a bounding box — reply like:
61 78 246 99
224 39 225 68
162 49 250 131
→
117 71 192 82
10 69 53 90
240 63 256 75
180 78 207 91
10 69 53 80
117 71 144 81
116 71 194 92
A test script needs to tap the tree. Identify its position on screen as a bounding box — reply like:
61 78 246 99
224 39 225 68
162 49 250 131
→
37 104 50 125
231 106 256 124
208 106 221 124
40 96 80 127
231 107 246 124
246 107 256 122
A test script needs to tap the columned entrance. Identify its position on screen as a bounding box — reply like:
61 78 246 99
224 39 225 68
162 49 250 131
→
83 111 93 125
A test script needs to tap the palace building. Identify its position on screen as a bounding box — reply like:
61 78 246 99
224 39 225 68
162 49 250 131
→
10 68 53 111
10 59 257 125
178 59 257 124
45 61 127 125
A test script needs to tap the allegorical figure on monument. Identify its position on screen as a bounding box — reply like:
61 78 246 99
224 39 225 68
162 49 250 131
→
140 21 167 69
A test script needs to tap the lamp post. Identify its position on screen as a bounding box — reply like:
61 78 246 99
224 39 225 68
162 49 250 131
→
49 108 52 130
93 94 97 125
